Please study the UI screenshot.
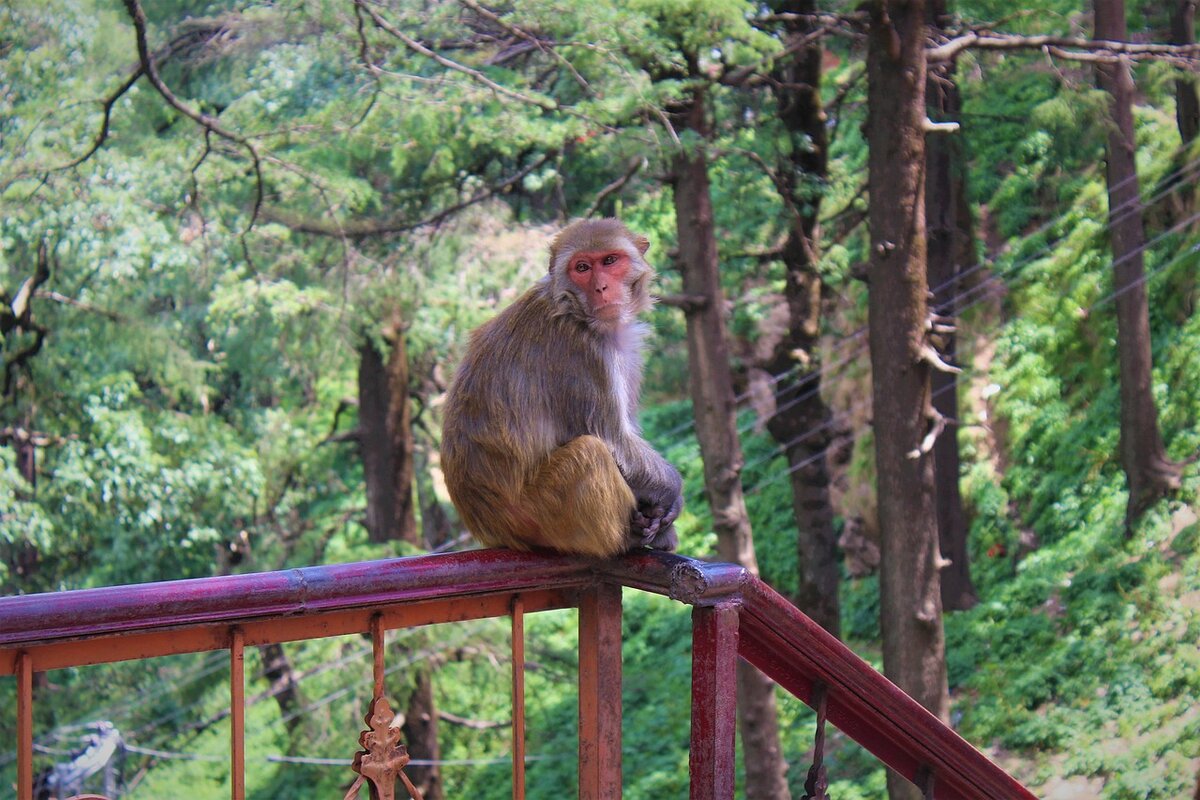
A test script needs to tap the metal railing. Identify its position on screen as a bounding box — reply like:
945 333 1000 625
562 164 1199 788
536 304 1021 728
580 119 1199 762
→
0 549 1034 799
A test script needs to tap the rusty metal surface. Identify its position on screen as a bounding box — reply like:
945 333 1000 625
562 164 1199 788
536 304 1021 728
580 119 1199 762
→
344 696 423 800
0 588 576 675
17 651 32 800
736 578 1038 800
0 548 1035 800
578 582 622 800
0 549 595 650
231 627 246 800
800 683 830 800
598 551 746 605
688 603 739 800
511 596 526 800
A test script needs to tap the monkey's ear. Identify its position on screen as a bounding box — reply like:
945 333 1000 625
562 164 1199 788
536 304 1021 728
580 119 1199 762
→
634 235 650 255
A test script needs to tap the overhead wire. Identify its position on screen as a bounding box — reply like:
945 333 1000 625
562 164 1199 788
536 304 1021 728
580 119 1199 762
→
728 151 1200 483
743 203 1200 496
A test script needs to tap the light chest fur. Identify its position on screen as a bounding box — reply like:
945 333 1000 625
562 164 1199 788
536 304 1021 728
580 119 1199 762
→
605 321 647 438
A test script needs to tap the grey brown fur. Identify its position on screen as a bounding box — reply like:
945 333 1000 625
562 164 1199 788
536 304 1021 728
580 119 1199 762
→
442 219 683 557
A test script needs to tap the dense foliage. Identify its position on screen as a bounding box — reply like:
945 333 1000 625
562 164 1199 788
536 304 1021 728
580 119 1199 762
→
1 0 1197 797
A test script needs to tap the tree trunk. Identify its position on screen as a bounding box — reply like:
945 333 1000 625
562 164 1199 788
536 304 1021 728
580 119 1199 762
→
670 76 791 800
415 440 455 551
358 317 418 544
1093 0 1183 530
1171 0 1200 145
259 642 305 735
926 0 978 612
762 0 842 638
401 666 444 800
866 1 950 797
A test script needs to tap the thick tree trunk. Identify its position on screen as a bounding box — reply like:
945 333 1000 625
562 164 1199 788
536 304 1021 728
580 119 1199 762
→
1094 0 1183 530
762 0 842 638
358 318 418 544
671 79 791 800
866 1 950 797
401 666 444 800
1171 0 1200 145
926 0 977 612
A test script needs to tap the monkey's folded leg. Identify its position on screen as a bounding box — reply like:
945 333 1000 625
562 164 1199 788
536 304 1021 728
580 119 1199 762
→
522 435 637 558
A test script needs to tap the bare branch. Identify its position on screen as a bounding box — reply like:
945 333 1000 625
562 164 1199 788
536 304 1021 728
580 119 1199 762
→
656 293 709 312
930 31 1200 63
906 409 948 460
121 0 265 240
437 710 509 730
265 151 556 238
919 343 962 374
35 290 123 321
583 157 644 218
356 0 558 112
459 0 592 95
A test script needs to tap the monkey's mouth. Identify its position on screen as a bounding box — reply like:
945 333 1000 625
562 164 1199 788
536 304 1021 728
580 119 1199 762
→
592 303 624 320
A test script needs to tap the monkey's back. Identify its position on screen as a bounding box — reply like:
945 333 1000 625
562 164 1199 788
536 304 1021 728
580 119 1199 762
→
441 283 617 548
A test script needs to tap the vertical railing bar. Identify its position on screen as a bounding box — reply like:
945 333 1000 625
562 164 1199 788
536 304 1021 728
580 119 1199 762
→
511 595 527 800
371 612 386 698
230 627 245 800
16 651 33 800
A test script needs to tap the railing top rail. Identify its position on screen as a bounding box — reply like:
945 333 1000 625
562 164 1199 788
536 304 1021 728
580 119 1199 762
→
0 549 595 649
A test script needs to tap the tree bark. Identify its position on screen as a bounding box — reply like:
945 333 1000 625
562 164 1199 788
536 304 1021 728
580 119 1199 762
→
259 642 305 735
358 317 418 544
926 0 978 612
401 666 444 800
1171 0 1200 145
670 75 791 800
866 1 950 797
415 440 455 551
762 0 842 638
1093 0 1183 530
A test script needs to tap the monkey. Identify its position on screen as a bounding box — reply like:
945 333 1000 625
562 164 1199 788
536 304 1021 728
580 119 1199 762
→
441 218 683 558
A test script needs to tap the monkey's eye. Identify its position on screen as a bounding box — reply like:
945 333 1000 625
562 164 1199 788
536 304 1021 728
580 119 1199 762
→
574 261 590 273
602 254 618 266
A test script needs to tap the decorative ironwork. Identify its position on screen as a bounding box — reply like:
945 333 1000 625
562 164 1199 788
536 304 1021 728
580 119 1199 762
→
343 695 424 800
344 615 423 800
802 682 831 800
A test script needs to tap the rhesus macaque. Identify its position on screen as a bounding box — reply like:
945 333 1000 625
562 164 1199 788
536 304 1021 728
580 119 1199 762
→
442 218 683 557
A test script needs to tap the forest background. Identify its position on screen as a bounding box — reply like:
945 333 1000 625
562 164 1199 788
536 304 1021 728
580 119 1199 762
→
1 0 1199 798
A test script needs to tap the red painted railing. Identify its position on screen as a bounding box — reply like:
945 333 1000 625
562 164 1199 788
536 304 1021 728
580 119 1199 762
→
0 549 1034 799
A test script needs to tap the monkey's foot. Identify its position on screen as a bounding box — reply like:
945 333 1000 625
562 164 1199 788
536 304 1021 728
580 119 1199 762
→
630 507 677 552
630 506 663 543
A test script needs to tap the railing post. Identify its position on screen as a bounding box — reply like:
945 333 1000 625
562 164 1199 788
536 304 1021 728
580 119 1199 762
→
578 581 622 800
17 651 33 800
689 603 740 800
512 595 527 800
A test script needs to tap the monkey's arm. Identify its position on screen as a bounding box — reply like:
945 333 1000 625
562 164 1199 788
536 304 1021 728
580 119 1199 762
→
611 435 683 549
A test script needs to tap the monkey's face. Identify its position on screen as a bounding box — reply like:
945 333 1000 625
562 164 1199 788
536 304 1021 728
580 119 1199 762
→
566 249 639 322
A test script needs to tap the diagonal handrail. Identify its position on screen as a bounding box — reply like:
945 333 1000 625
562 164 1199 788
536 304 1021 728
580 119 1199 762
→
602 552 1035 800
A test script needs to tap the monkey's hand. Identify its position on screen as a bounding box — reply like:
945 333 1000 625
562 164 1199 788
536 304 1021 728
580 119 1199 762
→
629 480 682 552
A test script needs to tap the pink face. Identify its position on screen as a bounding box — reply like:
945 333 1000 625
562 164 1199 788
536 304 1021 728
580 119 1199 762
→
567 249 633 319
